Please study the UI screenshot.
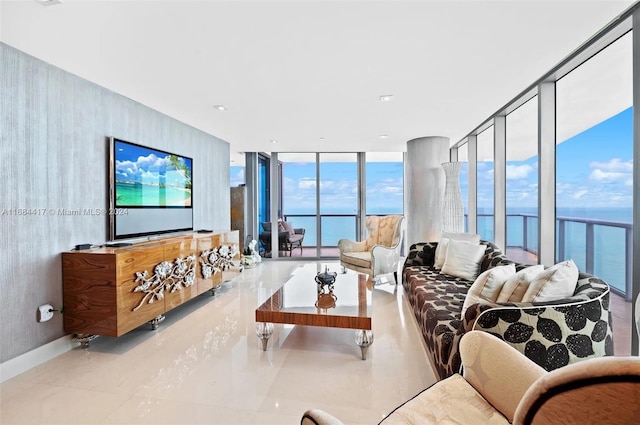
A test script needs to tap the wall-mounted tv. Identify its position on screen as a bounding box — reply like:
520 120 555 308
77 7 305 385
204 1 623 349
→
109 137 193 240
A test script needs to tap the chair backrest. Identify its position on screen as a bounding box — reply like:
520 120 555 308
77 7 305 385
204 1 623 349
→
364 215 404 251
513 356 640 425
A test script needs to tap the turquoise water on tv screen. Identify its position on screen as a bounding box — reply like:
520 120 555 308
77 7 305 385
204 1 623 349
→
116 182 192 207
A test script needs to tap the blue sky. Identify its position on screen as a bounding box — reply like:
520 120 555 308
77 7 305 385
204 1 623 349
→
461 107 633 214
115 140 192 185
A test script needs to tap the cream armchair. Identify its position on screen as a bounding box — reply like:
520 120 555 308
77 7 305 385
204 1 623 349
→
301 331 640 425
338 215 404 283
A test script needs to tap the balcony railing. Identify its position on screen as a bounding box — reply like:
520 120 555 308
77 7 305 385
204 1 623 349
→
280 212 631 301
282 213 358 248
501 213 632 301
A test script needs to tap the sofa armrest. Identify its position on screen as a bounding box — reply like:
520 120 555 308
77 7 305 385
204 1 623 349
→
301 409 345 425
460 331 546 423
469 291 613 371
404 242 438 267
337 238 367 253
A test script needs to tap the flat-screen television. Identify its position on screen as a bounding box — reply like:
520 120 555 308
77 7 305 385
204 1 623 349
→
109 137 193 240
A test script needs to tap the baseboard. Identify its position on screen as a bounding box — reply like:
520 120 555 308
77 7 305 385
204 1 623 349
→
0 335 75 383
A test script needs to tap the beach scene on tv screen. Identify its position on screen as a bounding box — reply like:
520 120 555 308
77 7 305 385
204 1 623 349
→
114 141 192 207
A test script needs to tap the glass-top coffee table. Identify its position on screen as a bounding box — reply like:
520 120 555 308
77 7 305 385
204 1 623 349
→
255 263 373 360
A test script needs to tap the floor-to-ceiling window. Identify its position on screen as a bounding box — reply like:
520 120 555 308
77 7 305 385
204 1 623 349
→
365 152 404 215
556 31 633 355
260 152 404 258
477 126 495 241
506 97 539 264
280 153 318 254
319 153 358 257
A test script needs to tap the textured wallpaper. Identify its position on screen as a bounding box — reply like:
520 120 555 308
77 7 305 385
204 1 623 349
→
0 42 230 363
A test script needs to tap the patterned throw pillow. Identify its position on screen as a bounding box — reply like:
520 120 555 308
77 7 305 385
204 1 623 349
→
521 260 578 302
441 239 486 281
497 264 545 302
461 263 516 316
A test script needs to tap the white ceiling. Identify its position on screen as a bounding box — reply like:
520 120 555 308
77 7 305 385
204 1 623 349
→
1 0 635 161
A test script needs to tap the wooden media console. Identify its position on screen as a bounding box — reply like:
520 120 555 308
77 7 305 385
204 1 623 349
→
62 231 240 346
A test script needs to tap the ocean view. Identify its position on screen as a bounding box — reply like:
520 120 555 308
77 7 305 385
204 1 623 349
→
283 206 631 294
115 182 192 207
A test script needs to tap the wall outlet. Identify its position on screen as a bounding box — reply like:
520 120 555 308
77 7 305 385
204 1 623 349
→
37 304 54 322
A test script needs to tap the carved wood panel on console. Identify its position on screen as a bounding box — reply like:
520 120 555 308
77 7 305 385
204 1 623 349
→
62 231 239 339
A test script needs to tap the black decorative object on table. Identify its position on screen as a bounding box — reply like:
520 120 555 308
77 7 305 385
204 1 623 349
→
315 266 337 285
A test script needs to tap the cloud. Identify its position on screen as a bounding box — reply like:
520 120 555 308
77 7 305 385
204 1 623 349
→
381 186 402 194
298 179 316 189
589 169 626 182
589 158 632 172
506 164 534 180
573 190 588 199
589 158 632 182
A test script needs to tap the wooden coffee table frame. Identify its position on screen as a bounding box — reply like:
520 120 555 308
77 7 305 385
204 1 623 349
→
255 265 373 360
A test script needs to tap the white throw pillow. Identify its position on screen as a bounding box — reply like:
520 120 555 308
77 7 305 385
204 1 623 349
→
461 263 516 317
497 265 545 303
434 238 450 269
441 240 486 281
521 260 578 303
434 233 480 269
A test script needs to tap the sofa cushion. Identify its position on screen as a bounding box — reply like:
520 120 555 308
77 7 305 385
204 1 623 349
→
280 221 295 236
434 233 480 269
341 251 371 269
379 374 509 425
522 260 578 302
461 264 516 317
497 265 544 302
441 240 486 281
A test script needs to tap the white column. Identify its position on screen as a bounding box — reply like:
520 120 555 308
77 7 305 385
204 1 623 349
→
494 116 506 250
405 136 450 246
538 82 556 267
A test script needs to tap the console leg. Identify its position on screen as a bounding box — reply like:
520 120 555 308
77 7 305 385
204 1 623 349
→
149 315 165 330
73 333 97 349
355 330 373 360
255 322 274 351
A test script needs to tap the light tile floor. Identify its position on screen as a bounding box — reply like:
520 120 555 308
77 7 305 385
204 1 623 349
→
0 261 435 425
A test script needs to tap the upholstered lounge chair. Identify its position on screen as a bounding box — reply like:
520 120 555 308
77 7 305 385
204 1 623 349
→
338 215 404 283
259 221 305 256
301 331 640 425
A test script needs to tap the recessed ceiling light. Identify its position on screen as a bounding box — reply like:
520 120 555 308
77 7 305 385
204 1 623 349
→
379 95 394 102
37 0 61 5
379 135 389 139
320 137 325 140
270 139 278 144
213 105 227 111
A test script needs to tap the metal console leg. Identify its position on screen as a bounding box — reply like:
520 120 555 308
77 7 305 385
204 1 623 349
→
149 315 165 330
73 333 97 349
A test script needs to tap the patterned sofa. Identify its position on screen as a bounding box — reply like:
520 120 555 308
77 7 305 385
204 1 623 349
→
403 240 614 380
